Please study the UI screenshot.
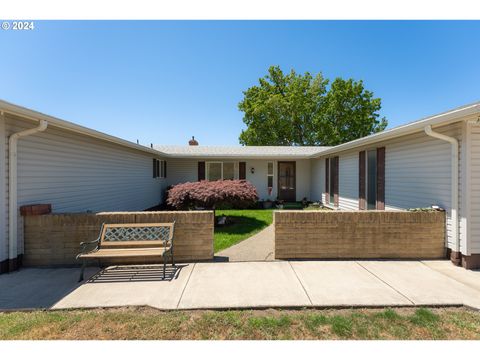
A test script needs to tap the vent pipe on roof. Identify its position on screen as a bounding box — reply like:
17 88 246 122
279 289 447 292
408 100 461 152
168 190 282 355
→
8 119 48 271
189 136 199 146
424 125 459 257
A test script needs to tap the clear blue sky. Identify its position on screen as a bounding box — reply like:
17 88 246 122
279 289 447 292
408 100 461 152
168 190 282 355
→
1 21 479 146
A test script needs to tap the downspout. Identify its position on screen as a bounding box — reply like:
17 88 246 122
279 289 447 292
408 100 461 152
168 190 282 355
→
8 119 48 270
424 125 459 255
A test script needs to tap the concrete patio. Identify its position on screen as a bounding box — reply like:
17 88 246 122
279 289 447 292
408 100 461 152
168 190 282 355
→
1 260 479 311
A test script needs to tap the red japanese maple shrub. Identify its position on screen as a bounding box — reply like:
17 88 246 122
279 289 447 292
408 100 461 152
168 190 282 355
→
166 180 258 210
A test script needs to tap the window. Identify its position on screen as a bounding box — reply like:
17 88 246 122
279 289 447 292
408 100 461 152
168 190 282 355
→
326 156 338 205
206 161 237 181
359 148 385 211
366 150 377 209
207 162 222 181
153 159 167 179
223 162 235 180
267 162 274 188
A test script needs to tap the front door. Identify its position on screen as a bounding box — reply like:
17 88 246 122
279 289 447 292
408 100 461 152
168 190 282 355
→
278 161 296 201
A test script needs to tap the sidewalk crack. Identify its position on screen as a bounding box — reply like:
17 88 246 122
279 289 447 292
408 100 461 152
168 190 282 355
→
288 261 313 306
355 261 415 305
176 263 196 309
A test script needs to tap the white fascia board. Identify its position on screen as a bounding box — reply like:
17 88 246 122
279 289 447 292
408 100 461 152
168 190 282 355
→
0 100 168 158
162 154 313 160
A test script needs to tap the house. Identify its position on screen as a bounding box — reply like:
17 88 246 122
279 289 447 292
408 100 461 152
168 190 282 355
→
154 144 327 201
0 100 169 272
1 99 480 273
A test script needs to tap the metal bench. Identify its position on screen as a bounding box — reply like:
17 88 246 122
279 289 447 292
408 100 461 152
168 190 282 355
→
77 222 175 282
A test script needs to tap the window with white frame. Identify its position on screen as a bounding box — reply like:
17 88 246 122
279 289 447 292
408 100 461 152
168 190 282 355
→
206 161 237 181
267 161 274 189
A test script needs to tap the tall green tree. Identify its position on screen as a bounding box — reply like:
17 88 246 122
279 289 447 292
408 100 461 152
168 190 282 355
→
238 66 387 146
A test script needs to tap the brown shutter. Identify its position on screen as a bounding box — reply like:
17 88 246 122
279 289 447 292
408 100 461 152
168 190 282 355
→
239 162 246 180
325 158 330 203
359 151 366 210
163 161 167 178
333 156 339 207
153 159 156 178
198 161 205 181
376 147 385 210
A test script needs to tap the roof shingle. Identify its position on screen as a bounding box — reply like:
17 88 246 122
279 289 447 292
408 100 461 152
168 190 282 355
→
153 145 329 158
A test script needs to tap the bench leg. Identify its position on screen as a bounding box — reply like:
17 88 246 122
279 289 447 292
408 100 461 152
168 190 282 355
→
163 255 166 279
78 260 85 282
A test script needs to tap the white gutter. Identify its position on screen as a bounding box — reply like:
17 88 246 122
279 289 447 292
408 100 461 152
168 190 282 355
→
8 119 48 265
424 125 459 253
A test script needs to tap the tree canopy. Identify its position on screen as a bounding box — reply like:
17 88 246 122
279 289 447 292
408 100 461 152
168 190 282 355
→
238 66 387 146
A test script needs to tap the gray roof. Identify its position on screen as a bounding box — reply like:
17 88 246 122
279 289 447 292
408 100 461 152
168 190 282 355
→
154 145 330 159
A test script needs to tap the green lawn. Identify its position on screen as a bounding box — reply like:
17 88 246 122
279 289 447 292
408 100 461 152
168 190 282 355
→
214 209 273 252
1 307 479 340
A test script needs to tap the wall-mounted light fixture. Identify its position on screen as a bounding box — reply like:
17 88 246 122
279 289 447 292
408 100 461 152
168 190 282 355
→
250 167 255 174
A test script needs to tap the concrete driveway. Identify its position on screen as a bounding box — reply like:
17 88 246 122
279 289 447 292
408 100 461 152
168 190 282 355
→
1 260 479 311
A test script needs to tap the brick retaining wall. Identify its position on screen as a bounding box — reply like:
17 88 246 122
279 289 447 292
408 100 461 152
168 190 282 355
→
23 211 214 266
274 210 446 259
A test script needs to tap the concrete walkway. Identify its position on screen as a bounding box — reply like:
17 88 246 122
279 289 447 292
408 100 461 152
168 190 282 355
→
216 225 274 261
2 260 480 311
0 267 98 310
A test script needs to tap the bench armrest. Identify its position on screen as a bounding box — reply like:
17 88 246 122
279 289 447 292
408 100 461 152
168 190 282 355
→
77 237 100 260
79 238 100 247
168 221 176 243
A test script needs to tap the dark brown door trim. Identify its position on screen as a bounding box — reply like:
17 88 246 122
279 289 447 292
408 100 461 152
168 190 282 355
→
239 162 246 180
277 161 296 202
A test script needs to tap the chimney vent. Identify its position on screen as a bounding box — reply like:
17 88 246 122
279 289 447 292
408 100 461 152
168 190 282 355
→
189 136 199 146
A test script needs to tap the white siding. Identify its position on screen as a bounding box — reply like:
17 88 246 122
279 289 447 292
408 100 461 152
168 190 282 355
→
338 152 359 210
167 158 310 201
0 116 6 263
242 159 276 200
166 159 198 185
2 113 165 261
309 158 324 202
295 159 311 201
315 121 468 252
468 123 480 254
384 122 464 251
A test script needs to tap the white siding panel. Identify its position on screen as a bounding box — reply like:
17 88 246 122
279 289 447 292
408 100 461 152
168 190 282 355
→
166 159 198 186
295 159 311 201
384 122 463 250
316 122 465 251
468 124 480 253
309 158 324 202
338 152 358 210
3 114 165 258
0 116 6 262
244 159 275 200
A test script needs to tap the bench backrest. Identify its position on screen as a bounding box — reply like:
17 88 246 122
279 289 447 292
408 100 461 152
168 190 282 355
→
99 222 175 248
